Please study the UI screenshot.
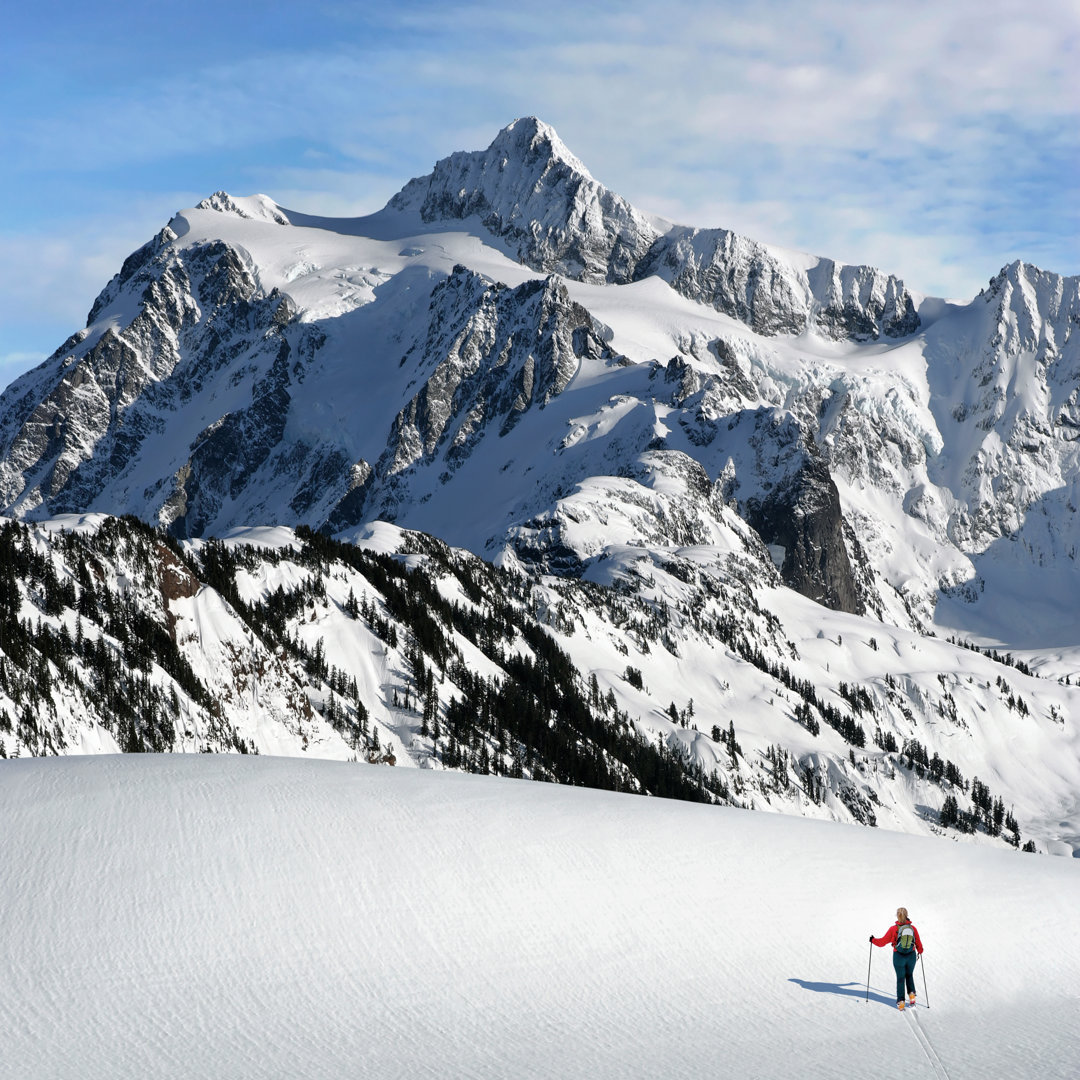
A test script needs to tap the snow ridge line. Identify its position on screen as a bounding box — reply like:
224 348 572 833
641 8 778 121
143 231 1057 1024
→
906 1009 950 1080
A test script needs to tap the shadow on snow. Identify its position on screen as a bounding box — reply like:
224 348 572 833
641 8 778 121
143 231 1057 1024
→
789 978 895 1007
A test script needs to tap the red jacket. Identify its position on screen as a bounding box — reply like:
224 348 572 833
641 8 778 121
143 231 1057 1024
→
873 921 923 954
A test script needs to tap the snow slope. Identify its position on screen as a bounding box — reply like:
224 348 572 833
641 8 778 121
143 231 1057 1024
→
2 120 1079 659
2 755 1076 1080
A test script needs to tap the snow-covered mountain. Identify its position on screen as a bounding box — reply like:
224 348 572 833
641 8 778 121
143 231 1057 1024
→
389 118 919 340
1 118 1079 853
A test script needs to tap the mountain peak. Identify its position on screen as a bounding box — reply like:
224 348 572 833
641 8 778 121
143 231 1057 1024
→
486 116 594 180
386 116 601 226
983 258 1080 294
979 258 1080 358
195 192 290 225
386 117 653 282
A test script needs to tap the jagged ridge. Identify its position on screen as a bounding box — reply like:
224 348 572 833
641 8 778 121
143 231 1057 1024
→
391 117 919 341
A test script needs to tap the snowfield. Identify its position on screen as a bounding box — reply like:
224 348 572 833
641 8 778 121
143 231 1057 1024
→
2 755 1076 1080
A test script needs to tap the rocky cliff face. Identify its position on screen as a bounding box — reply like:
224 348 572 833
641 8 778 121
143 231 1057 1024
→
390 118 919 342
637 229 919 340
1 119 1078 634
736 413 867 614
0 233 262 514
0 234 318 536
325 266 617 532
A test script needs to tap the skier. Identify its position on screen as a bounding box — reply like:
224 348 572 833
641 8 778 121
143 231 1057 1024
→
871 906 923 1010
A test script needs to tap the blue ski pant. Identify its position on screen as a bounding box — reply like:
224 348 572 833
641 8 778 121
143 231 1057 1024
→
893 950 917 1002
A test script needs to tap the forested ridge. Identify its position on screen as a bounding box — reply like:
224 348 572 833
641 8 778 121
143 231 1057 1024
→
0 515 1034 848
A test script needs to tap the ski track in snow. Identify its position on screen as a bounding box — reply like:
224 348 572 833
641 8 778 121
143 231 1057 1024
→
908 1008 952 1080
2 755 1078 1080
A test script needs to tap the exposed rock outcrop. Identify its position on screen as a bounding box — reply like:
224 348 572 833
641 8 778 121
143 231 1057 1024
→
392 117 920 342
744 453 866 614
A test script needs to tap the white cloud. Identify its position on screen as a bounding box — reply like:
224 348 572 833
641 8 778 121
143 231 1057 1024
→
2 0 1076 336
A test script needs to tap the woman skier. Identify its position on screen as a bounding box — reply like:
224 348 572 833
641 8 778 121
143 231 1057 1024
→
871 907 924 1010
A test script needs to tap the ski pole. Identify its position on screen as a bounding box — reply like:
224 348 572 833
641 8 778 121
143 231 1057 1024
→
865 938 873 1002
920 953 930 1009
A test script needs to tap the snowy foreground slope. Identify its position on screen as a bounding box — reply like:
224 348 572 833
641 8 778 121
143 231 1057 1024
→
2 755 1077 1080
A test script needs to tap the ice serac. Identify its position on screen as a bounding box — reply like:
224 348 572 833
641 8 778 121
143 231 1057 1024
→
390 117 919 341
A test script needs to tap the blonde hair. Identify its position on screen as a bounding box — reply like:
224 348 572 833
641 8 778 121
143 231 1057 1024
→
896 907 909 922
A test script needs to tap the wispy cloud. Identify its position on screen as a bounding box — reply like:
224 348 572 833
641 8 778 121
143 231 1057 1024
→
2 0 1077 366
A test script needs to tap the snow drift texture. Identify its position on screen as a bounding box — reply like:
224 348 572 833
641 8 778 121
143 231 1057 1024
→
1 755 1077 1080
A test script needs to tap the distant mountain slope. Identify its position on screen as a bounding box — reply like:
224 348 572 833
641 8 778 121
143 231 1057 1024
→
1 513 1077 853
1 120 1079 852
0 119 1074 635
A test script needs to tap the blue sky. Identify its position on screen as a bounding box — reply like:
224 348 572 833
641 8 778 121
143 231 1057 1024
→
2 0 1077 390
